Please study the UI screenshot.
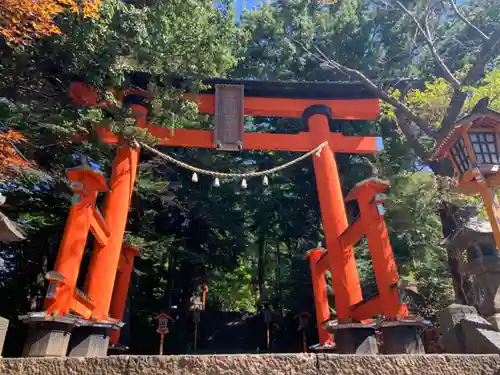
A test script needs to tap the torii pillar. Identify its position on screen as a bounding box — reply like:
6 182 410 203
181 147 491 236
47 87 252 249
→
67 105 144 357
305 105 363 321
109 245 140 347
305 248 333 346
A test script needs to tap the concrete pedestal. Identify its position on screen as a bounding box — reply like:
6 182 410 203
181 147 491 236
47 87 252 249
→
67 326 110 357
380 325 425 354
22 322 73 357
334 328 379 354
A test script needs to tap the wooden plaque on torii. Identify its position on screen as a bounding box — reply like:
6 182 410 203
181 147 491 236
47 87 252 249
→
214 84 244 151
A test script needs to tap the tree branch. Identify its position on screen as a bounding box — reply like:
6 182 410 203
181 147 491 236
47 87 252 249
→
394 116 431 161
312 45 436 137
440 28 500 134
296 42 433 160
446 0 490 41
396 1 461 88
394 84 431 160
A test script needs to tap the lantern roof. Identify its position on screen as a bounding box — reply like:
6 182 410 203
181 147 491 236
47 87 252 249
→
430 98 500 161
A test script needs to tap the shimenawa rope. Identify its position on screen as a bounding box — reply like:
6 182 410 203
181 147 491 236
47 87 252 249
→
140 141 328 179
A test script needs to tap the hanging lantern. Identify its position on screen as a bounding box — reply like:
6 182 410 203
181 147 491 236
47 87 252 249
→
192 172 198 183
213 177 220 187
241 178 248 189
262 175 269 186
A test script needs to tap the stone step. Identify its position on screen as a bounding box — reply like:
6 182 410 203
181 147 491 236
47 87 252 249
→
2 354 500 375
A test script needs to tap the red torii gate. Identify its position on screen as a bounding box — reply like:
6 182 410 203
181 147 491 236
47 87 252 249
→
21 75 409 357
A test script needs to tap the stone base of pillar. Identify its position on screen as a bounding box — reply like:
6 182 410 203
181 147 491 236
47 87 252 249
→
380 325 425 354
22 322 73 357
107 342 129 356
379 319 429 354
309 342 336 352
325 321 379 354
335 328 378 354
0 316 9 357
67 326 110 357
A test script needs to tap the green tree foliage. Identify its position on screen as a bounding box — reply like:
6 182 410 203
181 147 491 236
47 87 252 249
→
302 0 500 160
382 67 500 127
0 0 498 355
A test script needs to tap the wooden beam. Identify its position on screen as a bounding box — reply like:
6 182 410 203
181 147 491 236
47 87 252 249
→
315 251 329 276
486 173 500 189
330 134 383 154
70 81 380 120
90 208 110 246
194 94 380 120
339 218 364 250
454 180 481 195
94 126 382 154
70 294 94 319
350 295 383 321
315 219 364 275
95 127 313 151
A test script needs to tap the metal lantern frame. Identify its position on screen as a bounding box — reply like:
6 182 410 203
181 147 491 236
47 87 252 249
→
449 130 500 177
431 106 500 254
431 107 500 194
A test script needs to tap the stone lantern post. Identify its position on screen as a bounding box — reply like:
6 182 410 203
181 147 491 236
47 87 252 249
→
442 214 500 328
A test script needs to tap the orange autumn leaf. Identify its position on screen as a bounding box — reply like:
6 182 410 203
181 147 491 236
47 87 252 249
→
0 0 102 46
4 130 26 142
0 130 30 177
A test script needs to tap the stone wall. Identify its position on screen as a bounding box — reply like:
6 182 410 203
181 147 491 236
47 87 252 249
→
1 354 500 375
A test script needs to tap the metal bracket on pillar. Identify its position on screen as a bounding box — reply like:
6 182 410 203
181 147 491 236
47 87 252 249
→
301 104 332 125
45 271 65 299
69 181 87 196
373 193 387 216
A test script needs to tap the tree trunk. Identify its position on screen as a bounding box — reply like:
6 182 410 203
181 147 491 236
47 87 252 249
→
179 260 195 352
438 202 473 304
165 254 178 313
276 242 283 317
257 231 266 311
